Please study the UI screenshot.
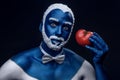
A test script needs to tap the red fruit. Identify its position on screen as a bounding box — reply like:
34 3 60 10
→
75 29 93 46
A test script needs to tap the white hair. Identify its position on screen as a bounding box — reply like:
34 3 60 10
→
41 3 75 51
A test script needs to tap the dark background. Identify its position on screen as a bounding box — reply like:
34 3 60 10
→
0 0 120 80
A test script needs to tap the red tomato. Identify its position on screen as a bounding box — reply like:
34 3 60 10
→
75 29 93 46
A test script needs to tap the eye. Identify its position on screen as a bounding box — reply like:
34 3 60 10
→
50 23 57 27
63 26 69 31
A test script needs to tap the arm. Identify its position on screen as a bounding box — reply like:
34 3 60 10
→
85 32 109 80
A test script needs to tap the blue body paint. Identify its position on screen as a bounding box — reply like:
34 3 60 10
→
44 9 73 41
11 47 84 80
9 3 109 80
11 6 80 80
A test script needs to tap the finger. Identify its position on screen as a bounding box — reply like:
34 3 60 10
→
93 32 109 51
85 45 104 58
91 32 106 46
93 32 103 40
90 36 109 52
89 37 102 49
85 45 98 55
103 44 109 52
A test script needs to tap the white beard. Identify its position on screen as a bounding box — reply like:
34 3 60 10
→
42 30 68 51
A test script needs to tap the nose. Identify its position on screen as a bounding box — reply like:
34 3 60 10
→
56 26 62 37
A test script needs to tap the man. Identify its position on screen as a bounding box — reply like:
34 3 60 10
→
0 3 108 80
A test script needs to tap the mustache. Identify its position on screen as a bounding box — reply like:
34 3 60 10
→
49 36 64 42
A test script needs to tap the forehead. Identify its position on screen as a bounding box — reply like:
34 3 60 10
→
46 9 73 23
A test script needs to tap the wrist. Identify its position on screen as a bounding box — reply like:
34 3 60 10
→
93 56 103 64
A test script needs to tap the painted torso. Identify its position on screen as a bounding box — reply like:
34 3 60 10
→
11 47 84 80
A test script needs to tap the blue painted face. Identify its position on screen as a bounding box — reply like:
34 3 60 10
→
44 9 73 44
41 9 74 50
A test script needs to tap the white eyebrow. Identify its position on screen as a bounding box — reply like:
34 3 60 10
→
49 17 59 22
64 22 72 25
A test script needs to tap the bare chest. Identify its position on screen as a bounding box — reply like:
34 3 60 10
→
24 61 79 80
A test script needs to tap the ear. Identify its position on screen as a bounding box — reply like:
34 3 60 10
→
39 22 43 32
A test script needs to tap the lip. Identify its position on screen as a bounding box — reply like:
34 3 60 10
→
51 39 62 46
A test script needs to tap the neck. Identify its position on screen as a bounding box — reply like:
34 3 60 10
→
40 41 63 57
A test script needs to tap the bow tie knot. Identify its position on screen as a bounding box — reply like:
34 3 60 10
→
42 54 65 64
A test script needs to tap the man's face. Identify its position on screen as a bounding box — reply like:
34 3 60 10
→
42 9 73 50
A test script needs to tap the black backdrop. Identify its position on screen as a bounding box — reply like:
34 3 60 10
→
0 0 120 80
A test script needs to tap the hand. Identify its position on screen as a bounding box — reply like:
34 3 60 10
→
85 32 109 63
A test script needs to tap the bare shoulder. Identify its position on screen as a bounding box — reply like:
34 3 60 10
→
72 60 96 80
82 60 95 71
0 59 23 79
0 47 40 80
0 59 37 80
11 47 40 68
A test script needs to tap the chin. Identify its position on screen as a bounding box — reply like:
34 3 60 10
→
47 42 63 51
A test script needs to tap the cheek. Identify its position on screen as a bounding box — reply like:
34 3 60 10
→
62 31 71 41
62 26 72 40
44 25 56 37
44 25 51 37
